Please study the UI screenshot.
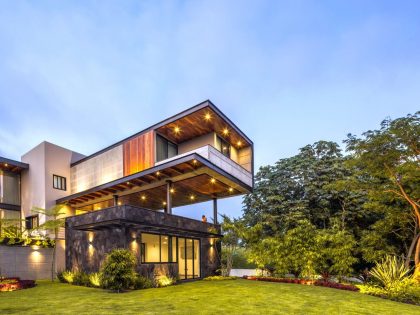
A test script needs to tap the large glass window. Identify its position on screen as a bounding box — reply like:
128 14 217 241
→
0 171 21 205
156 134 178 162
141 233 177 263
215 136 231 158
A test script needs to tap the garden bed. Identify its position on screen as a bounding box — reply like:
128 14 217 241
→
0 277 36 292
244 276 359 291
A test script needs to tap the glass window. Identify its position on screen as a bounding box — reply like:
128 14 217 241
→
25 215 39 230
53 175 67 191
216 136 230 158
0 171 21 205
156 134 178 162
141 233 161 263
140 233 177 263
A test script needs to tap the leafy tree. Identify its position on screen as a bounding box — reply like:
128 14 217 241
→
32 205 67 281
345 112 420 267
220 215 244 276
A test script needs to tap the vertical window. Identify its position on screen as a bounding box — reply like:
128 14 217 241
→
156 135 178 162
25 215 39 230
53 175 67 191
216 136 231 158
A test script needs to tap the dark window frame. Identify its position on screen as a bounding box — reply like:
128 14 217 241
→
217 135 231 158
53 174 67 191
140 232 179 264
156 134 178 162
25 214 39 230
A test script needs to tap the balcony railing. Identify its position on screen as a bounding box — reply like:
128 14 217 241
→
155 145 252 187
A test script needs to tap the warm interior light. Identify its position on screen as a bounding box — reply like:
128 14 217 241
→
163 201 167 206
174 126 181 134
222 128 229 136
190 195 195 200
228 187 234 193
210 178 216 184
170 188 175 194
204 112 212 121
156 171 160 176
141 195 146 201
192 159 197 165
4 163 8 167
118 201 122 205
237 141 242 147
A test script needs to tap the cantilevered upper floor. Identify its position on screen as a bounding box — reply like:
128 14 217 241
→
56 100 254 215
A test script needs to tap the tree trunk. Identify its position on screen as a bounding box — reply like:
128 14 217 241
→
406 231 420 267
52 228 57 282
415 233 420 267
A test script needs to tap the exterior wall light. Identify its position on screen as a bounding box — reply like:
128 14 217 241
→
31 245 40 251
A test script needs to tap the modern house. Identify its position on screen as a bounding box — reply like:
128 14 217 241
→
0 100 253 280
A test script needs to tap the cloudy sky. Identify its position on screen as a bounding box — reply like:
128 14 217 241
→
0 1 419 219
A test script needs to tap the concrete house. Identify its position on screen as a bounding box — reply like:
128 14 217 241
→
0 100 253 280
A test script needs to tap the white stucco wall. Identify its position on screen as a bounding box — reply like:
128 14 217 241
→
21 141 83 224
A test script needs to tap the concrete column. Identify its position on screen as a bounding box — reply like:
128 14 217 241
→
213 198 218 224
166 180 172 214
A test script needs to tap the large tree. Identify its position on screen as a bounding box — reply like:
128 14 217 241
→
345 112 420 266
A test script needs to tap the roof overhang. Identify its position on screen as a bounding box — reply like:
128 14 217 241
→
0 157 29 173
58 153 252 210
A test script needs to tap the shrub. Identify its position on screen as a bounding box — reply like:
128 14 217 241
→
89 273 101 287
370 255 411 290
73 271 91 287
99 249 136 292
61 270 75 284
203 276 237 281
133 275 154 290
56 270 66 283
155 275 175 287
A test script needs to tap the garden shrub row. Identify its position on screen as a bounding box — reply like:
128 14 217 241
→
244 276 359 291
203 276 237 281
0 277 36 292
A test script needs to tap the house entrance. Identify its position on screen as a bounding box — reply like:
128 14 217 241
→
178 237 200 279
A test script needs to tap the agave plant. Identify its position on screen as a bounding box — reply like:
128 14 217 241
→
370 255 411 289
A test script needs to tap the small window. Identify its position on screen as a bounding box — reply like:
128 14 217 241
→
216 136 231 158
53 175 67 191
156 134 178 162
25 215 39 230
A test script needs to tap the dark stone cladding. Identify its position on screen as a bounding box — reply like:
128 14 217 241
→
65 205 222 279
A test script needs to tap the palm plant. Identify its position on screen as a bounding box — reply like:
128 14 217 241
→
32 205 67 281
370 255 411 289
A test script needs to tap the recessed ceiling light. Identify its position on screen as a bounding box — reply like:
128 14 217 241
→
174 126 181 134
228 187 234 193
210 178 216 184
222 128 229 135
141 195 146 200
204 112 212 121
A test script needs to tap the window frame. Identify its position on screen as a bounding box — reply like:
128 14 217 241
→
156 134 178 162
140 232 178 264
216 135 231 158
53 174 67 191
25 214 39 230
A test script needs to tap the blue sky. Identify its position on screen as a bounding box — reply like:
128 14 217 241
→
0 1 419 219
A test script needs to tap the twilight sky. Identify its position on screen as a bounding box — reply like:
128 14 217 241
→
0 1 419 219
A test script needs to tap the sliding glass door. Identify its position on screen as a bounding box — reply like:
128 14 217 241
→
178 237 200 279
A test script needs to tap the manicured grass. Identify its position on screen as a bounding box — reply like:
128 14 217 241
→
0 279 418 314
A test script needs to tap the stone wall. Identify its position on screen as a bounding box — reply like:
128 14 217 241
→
65 205 221 279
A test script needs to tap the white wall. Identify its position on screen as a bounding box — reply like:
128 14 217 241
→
178 132 216 155
21 141 83 225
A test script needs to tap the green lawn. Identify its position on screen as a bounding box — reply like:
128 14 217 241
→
0 279 417 314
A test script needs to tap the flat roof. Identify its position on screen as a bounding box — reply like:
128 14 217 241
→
71 99 253 167
0 156 29 173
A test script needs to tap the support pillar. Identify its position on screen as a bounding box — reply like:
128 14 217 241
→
166 180 173 214
113 194 119 206
213 198 218 224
